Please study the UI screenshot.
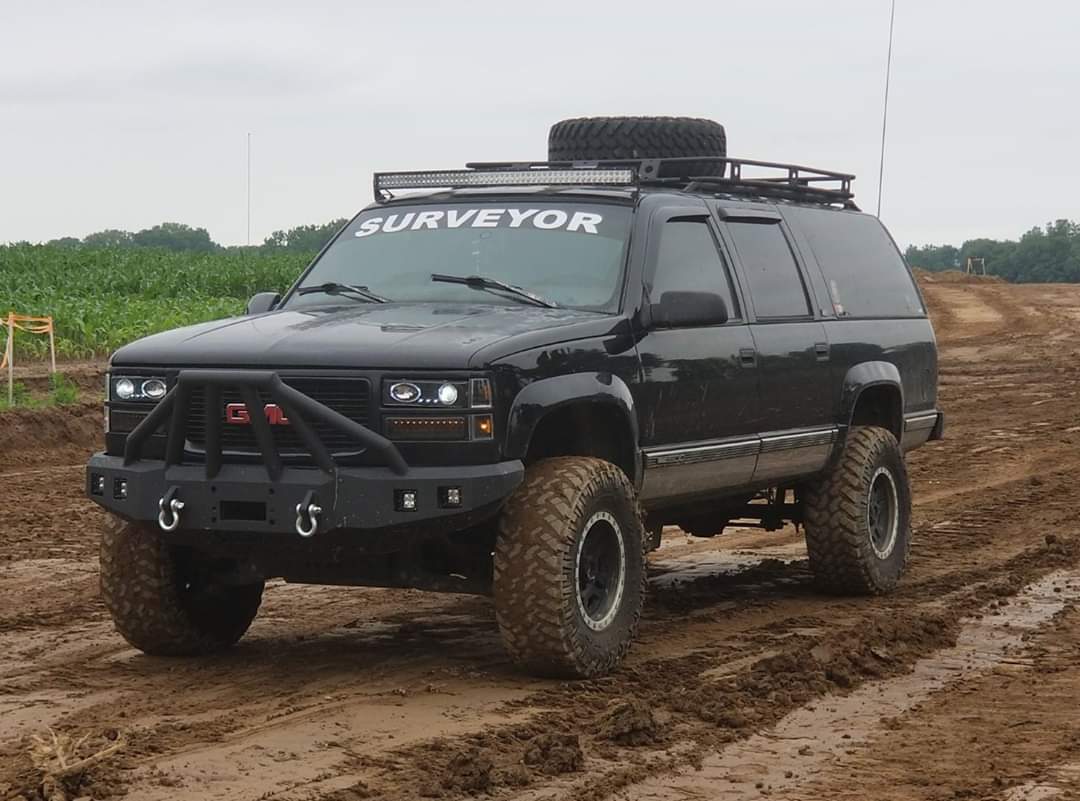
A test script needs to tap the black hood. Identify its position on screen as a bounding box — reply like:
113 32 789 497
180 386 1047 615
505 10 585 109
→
111 303 623 370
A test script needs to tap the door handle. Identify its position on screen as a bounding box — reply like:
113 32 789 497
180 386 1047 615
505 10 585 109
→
814 342 830 361
739 348 757 368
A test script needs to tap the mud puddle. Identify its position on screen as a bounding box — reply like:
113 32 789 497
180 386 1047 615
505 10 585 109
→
627 569 1080 799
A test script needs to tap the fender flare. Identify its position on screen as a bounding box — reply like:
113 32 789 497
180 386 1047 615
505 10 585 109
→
504 373 642 487
839 361 905 440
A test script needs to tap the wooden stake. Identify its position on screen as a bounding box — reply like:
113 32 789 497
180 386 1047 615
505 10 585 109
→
6 313 14 406
48 320 57 374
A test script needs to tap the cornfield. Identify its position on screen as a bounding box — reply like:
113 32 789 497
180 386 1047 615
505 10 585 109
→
1 245 312 360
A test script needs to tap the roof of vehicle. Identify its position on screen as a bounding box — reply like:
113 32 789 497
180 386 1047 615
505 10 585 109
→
371 157 860 212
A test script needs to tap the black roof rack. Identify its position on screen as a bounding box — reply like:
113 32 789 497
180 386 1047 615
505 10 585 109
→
374 157 857 209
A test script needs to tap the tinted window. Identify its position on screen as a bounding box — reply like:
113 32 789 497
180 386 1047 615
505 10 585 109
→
287 203 632 312
726 221 810 319
649 219 739 318
789 207 924 318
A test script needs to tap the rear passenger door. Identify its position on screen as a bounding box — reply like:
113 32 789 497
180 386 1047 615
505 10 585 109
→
634 208 760 503
717 207 835 483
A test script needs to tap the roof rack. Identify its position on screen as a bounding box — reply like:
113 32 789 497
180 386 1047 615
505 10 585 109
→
373 157 857 209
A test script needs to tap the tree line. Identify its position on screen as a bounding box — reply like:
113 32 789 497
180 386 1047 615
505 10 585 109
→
905 219 1080 283
38 219 349 254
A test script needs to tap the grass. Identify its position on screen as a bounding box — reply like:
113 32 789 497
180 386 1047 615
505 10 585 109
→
0 373 81 410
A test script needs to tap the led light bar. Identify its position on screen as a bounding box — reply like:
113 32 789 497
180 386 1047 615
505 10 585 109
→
375 168 635 194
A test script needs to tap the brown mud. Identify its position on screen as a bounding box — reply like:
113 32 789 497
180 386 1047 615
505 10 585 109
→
2 281 1080 800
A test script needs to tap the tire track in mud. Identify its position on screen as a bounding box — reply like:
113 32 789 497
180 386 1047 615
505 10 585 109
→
3 283 1080 801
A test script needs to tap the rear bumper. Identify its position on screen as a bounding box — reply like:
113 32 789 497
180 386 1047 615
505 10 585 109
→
87 454 524 535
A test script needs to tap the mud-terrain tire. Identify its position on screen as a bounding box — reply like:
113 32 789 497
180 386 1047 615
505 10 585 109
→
547 116 727 178
803 426 912 595
100 516 264 655
493 457 646 678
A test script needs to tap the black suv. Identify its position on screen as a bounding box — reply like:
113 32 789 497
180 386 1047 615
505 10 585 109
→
87 117 942 678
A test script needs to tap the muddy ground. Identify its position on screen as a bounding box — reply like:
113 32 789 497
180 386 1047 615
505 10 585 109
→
2 277 1080 801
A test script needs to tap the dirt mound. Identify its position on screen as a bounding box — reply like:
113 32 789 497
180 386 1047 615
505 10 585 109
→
424 747 494 796
0 402 102 470
522 732 583 775
597 699 659 746
913 267 1005 284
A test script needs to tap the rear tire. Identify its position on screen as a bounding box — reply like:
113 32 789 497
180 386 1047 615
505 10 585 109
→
547 116 727 178
802 426 912 594
493 457 646 678
100 516 264 655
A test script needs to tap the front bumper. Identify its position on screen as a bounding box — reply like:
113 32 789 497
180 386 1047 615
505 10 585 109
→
87 367 523 536
87 454 523 534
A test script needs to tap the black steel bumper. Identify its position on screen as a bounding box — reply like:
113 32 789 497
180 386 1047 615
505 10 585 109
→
86 454 523 533
86 368 523 535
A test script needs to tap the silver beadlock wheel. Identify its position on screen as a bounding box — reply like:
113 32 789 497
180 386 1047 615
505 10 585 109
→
574 511 627 632
867 467 900 559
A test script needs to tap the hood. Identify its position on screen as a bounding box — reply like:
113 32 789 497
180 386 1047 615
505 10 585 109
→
111 302 623 370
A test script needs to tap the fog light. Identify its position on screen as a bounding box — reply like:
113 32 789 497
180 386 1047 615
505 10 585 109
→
113 478 128 500
439 486 462 508
91 474 105 496
396 489 418 512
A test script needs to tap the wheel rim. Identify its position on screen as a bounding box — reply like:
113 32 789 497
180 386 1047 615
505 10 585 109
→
867 467 900 559
574 511 626 632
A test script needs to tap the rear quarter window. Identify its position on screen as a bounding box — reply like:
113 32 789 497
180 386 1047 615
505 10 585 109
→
787 207 924 318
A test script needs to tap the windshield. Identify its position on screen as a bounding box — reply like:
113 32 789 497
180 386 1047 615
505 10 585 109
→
285 201 633 312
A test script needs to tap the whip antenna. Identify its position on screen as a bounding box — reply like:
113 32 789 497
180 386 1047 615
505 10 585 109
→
876 0 897 218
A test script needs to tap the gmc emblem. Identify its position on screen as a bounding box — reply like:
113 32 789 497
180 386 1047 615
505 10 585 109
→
224 402 290 426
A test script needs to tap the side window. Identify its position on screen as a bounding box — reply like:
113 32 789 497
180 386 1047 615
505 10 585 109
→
787 207 925 318
650 219 740 319
726 221 811 319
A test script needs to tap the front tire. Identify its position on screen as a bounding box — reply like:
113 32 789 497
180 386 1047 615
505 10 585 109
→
493 457 646 678
100 516 264 655
802 426 912 594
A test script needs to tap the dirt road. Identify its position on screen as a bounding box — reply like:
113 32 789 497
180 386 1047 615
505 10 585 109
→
3 277 1080 801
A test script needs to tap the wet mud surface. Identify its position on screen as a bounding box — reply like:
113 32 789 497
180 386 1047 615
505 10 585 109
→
3 277 1080 800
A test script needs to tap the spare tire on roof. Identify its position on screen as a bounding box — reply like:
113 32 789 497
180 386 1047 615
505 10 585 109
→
547 116 727 178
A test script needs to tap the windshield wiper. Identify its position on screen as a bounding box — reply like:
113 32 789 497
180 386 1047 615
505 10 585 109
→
296 282 389 303
431 273 558 309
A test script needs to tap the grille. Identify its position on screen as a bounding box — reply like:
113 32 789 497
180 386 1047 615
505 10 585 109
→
186 377 371 455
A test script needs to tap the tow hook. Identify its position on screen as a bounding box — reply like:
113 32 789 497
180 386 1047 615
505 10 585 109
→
158 486 185 533
295 490 322 538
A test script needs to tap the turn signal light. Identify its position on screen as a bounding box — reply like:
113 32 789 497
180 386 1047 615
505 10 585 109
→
472 414 494 440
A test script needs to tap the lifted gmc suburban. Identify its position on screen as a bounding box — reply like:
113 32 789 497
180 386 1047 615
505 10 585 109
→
87 117 942 678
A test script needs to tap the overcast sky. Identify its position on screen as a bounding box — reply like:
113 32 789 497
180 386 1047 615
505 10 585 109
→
1 1 1075 248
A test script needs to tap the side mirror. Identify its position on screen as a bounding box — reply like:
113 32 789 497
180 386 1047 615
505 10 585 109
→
246 292 281 315
649 291 729 328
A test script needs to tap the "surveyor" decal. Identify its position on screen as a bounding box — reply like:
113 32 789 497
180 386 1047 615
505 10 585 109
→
354 208 605 237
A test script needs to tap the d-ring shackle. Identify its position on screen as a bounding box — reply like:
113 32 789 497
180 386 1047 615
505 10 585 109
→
295 490 322 538
158 486 185 532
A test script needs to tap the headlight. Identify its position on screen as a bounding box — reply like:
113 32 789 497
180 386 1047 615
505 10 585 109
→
115 377 136 400
383 378 476 408
142 378 167 400
110 374 169 402
437 382 459 405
